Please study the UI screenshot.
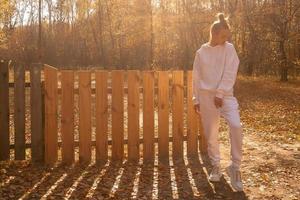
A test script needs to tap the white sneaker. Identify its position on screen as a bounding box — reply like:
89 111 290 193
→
226 165 244 191
209 165 222 182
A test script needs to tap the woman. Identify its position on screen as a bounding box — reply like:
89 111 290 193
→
192 13 243 191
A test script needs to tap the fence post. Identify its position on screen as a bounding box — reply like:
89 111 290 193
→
0 60 9 161
30 63 44 163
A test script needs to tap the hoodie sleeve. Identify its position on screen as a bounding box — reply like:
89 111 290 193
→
192 51 201 105
216 45 240 99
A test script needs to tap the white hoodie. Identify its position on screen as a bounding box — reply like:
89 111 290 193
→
192 41 240 105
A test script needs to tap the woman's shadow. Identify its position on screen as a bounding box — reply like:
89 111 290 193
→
199 152 248 200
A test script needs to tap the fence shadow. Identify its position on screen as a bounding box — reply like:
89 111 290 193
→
0 153 249 199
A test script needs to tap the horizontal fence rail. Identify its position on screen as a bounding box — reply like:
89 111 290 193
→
0 61 206 165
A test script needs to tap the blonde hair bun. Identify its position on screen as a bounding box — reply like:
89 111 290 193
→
209 12 230 37
217 13 226 23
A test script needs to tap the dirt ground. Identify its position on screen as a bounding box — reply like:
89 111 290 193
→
0 76 299 200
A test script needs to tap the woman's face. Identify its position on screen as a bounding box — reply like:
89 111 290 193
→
213 29 230 45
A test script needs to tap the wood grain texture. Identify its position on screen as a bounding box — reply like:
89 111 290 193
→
111 70 124 161
187 71 198 157
44 65 58 165
172 71 184 159
128 70 140 162
61 70 75 164
95 71 108 163
0 60 9 160
157 71 169 162
143 71 154 162
78 71 92 163
14 63 25 160
31 63 44 163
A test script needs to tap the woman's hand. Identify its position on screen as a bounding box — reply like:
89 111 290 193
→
193 104 200 115
214 97 223 108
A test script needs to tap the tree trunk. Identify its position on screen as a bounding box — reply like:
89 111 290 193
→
38 0 42 62
98 0 106 66
149 0 154 69
279 40 288 82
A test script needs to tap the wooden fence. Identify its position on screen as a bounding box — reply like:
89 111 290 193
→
0 61 44 162
0 61 207 165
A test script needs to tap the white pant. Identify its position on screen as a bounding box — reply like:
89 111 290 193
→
198 90 243 169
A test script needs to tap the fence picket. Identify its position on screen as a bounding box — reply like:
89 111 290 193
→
31 63 44 162
172 71 184 159
158 71 169 162
128 70 140 162
0 60 9 160
78 71 92 163
61 70 75 164
14 63 25 160
187 71 198 157
111 71 124 161
44 65 58 165
95 71 108 163
143 71 154 162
